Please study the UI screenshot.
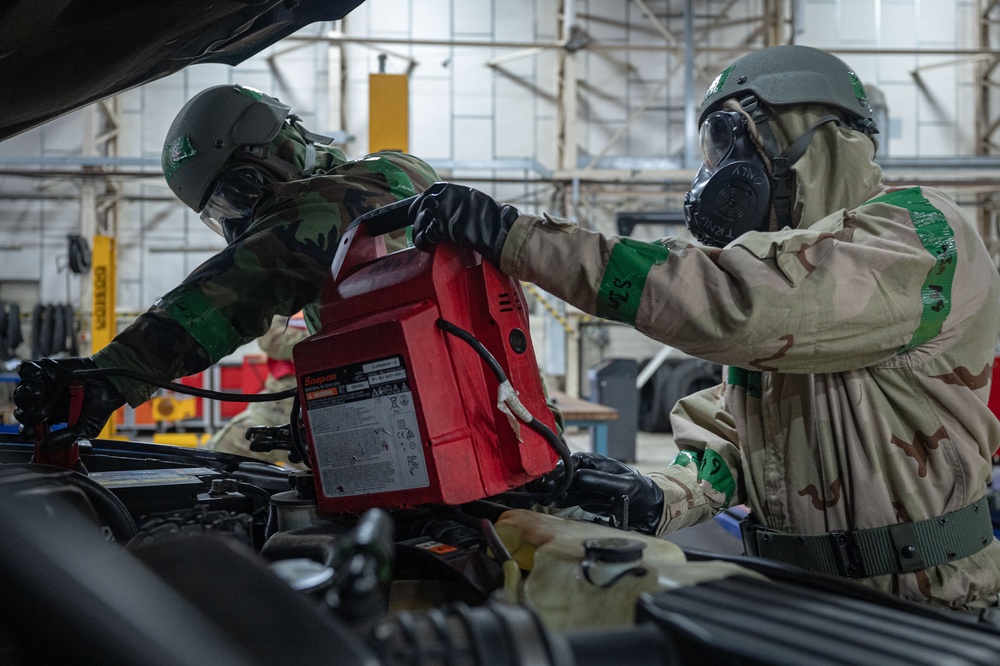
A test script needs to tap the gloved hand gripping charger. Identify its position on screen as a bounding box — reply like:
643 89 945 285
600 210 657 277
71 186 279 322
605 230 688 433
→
293 197 559 515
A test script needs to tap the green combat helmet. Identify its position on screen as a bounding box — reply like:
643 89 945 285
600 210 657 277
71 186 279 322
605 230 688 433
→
161 84 334 242
685 46 880 244
700 44 878 141
161 84 291 213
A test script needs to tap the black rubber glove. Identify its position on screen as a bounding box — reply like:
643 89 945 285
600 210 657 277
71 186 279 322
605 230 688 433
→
13 357 126 440
533 452 665 535
409 182 521 266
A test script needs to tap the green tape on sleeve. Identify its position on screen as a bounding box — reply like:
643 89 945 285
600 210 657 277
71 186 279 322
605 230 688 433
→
699 449 736 506
596 237 670 325
671 450 696 467
159 288 244 363
670 448 736 506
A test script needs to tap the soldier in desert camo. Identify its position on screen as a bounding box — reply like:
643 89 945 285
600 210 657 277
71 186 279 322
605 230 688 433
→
403 46 1000 612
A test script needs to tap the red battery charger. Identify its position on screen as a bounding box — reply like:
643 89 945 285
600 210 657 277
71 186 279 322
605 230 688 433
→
293 201 559 515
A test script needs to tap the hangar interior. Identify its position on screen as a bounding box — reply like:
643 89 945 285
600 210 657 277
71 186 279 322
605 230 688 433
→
5 0 1000 422
4 1 1000 664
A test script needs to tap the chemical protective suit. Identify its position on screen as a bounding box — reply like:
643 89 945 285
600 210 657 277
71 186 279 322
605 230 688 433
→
404 46 1000 610
14 85 438 458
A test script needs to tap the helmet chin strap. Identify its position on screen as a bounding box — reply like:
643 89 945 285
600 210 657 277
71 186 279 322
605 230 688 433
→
739 95 842 231
288 115 336 176
238 116 336 180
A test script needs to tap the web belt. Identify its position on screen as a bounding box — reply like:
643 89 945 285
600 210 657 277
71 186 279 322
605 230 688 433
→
740 500 995 579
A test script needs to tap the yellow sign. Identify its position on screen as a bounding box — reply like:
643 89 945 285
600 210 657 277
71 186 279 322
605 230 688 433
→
369 73 409 153
91 235 116 352
92 235 117 438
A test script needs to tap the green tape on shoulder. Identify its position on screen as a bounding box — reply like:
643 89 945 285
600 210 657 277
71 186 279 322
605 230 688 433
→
364 155 417 199
159 288 244 363
303 304 322 335
596 237 670 325
868 187 955 352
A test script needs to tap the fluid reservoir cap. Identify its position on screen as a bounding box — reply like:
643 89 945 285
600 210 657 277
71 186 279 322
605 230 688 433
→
583 537 646 563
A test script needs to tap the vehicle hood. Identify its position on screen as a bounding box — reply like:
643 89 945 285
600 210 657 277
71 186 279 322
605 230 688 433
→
0 0 365 141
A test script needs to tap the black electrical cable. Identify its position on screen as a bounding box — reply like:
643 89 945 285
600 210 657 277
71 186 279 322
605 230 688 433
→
288 392 311 466
72 367 297 403
66 367 305 466
435 318 574 501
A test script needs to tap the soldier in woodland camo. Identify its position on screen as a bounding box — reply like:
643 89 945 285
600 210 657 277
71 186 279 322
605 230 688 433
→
14 85 438 465
406 46 1000 611
201 315 309 466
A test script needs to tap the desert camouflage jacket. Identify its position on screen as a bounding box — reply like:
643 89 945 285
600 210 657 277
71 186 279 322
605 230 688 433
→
500 107 1000 610
94 150 438 405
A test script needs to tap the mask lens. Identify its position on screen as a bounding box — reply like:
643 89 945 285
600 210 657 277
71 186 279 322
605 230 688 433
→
700 112 741 169
199 168 267 239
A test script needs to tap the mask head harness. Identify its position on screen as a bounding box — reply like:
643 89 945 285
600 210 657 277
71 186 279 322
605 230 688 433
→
684 96 843 248
683 45 879 248
161 84 335 243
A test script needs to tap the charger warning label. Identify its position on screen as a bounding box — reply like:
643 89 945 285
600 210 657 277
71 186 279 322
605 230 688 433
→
302 355 429 498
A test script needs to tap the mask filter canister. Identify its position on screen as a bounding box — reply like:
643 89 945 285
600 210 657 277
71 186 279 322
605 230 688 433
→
684 111 771 247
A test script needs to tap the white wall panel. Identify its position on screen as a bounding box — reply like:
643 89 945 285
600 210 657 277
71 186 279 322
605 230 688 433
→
454 0 493 35
410 76 454 161
881 0 917 49
840 0 877 44
883 82 917 155
915 122 961 157
451 53 495 117
413 0 452 38
453 117 493 161
496 78 537 158
918 0 956 43
802 0 839 47
1 0 994 356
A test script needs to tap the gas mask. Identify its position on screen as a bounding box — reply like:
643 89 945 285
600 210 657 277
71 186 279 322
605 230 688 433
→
199 167 270 244
684 110 771 248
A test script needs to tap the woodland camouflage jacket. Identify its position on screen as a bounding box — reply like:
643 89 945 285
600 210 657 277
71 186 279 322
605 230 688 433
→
499 107 1000 610
93 148 438 405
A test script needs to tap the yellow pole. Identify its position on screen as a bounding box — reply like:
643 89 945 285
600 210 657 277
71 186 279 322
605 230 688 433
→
91 235 117 438
368 73 409 153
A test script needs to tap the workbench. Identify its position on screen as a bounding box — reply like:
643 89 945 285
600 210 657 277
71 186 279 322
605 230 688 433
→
548 391 619 457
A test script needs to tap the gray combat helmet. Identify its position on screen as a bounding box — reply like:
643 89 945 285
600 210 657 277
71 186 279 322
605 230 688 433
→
161 85 290 212
700 45 878 142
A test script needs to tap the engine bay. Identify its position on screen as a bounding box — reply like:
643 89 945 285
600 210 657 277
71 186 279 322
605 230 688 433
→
2 435 999 666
